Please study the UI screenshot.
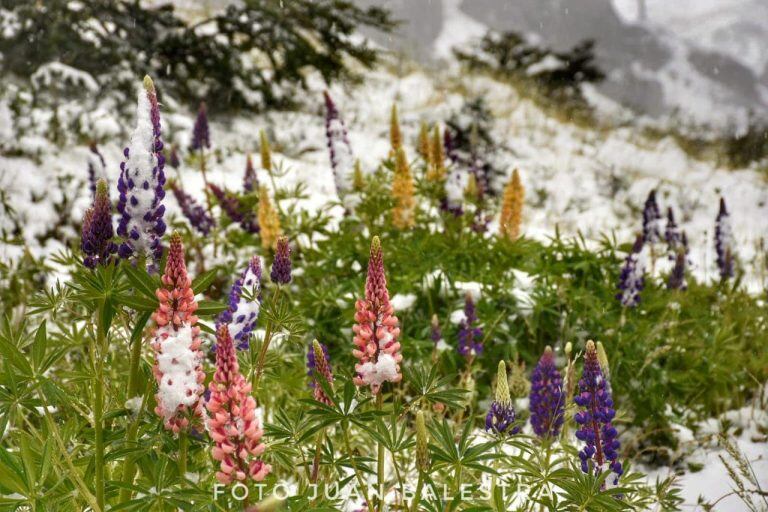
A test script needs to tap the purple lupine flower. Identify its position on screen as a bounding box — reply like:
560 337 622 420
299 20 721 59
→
116 76 167 269
485 361 520 436
642 190 662 244
323 91 355 198
169 145 180 169
430 314 443 346
664 207 682 257
529 346 565 440
81 179 117 268
457 292 483 357
574 341 622 485
616 234 645 307
306 340 330 389
190 102 210 151
715 197 735 280
270 236 292 284
667 249 688 291
243 153 258 193
218 256 262 350
170 183 215 236
87 142 107 197
209 183 259 233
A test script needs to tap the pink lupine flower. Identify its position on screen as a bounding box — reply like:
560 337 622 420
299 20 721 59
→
151 232 205 433
207 324 271 485
352 236 402 394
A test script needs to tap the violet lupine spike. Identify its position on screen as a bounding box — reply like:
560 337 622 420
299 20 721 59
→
430 314 443 347
171 184 215 236
270 235 292 284
209 183 259 233
191 102 210 151
116 76 167 269
667 249 688 291
243 153 258 193
306 340 330 389
218 256 262 350
664 206 683 256
311 339 334 405
485 361 520 436
81 179 117 268
457 292 483 357
529 346 566 440
87 142 107 197
169 145 180 169
616 234 645 307
323 91 355 199
352 236 402 394
642 189 662 244
715 197 735 280
574 340 622 485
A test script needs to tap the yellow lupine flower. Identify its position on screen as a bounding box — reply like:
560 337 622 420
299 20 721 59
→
390 104 402 154
391 147 416 229
352 159 365 192
426 126 446 181
259 129 271 171
258 185 281 250
500 169 524 240
417 120 431 161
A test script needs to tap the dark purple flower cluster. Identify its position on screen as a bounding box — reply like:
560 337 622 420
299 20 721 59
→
190 102 210 151
209 183 259 233
667 250 688 290
306 340 330 389
457 292 483 357
616 234 645 307
664 207 682 256
87 143 107 197
642 189 661 244
715 197 735 280
243 154 258 193
169 145 180 169
485 401 519 436
81 180 117 268
218 256 262 350
323 91 354 197
529 347 565 439
270 236 292 284
574 341 622 485
171 184 215 236
116 77 166 269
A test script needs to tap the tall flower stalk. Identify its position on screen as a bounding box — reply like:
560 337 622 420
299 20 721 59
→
391 147 416 229
209 183 259 233
171 183 215 236
500 169 524 240
219 256 262 350
271 236 292 285
457 292 483 358
715 197 735 280
616 234 645 307
642 189 662 244
390 104 402 154
485 361 519 436
529 346 565 440
258 185 281 250
116 76 167 270
323 91 355 200
81 179 116 268
427 125 446 181
191 102 215 218
243 153 258 193
417 121 431 161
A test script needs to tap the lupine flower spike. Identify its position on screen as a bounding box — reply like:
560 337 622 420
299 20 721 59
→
207 324 271 484
323 91 355 199
219 256 262 350
664 207 682 256
191 102 210 151
169 145 180 169
529 346 565 440
457 292 483 358
306 340 330 389
642 189 661 244
485 361 520 436
116 76 167 268
574 340 622 485
352 159 365 192
417 121 431 160
715 197 735 280
81 179 117 268
500 169 524 240
415 410 430 472
427 125 446 181
668 247 688 291
209 184 258 233
311 339 334 405
243 154 258 193
430 314 443 347
391 147 416 229
258 186 281 250
271 236 292 284
616 234 645 307
352 236 402 394
171 184 215 236
259 129 272 172
390 104 402 154
151 232 205 432
87 142 107 196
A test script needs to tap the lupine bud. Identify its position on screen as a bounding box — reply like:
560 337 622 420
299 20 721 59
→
352 159 365 192
116 76 167 269
352 236 402 394
715 197 735 280
485 360 520 436
529 346 565 439
81 179 116 268
209 183 259 233
259 129 271 172
243 153 258 193
616 234 645 307
464 173 478 201
426 125 446 181
207 324 271 485
430 314 443 346
391 147 416 229
151 232 204 432
664 207 682 256
87 142 107 197
417 121 431 160
500 169 524 240
191 102 210 151
415 410 430 472
390 104 402 153
171 183 215 236
457 292 483 358
574 340 622 485
271 236 292 284
323 91 355 198
311 339 334 405
169 145 180 169
258 186 281 250
667 248 688 291
306 340 330 389
218 256 262 350
564 342 573 358
642 190 662 244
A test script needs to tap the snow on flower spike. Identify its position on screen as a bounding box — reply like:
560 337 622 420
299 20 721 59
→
323 91 355 200
243 153 258 193
81 179 117 268
207 324 271 485
715 197 735 280
352 236 402 394
457 291 483 358
642 189 661 244
151 232 205 433
218 256 262 350
616 234 645 307
116 75 167 270
529 346 565 440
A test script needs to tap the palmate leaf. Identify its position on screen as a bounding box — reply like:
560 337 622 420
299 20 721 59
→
404 365 469 412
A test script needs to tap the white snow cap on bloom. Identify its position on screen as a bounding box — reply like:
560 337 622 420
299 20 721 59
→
358 353 400 387
227 260 262 343
154 323 202 420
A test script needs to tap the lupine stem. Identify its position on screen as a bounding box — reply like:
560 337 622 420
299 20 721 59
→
342 425 375 512
252 286 281 393
178 432 188 477
376 392 385 511
93 300 107 511
410 473 423 512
